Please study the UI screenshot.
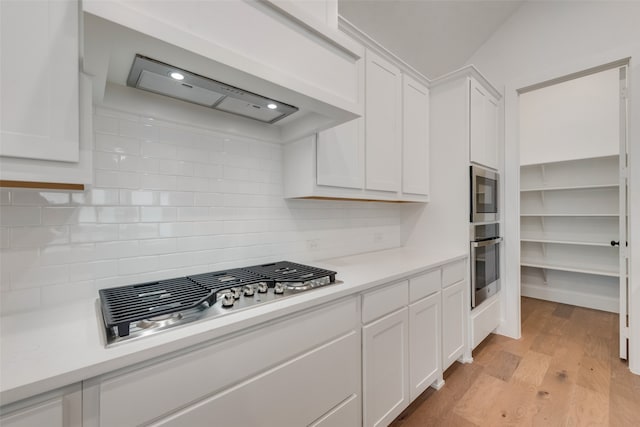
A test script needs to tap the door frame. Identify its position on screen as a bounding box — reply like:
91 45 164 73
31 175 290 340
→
502 47 639 373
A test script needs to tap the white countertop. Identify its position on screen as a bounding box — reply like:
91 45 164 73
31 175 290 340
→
0 247 466 406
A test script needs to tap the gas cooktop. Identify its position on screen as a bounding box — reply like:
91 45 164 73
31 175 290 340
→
98 261 338 346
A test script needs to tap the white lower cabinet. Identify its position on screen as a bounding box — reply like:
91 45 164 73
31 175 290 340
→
362 308 409 427
83 298 360 427
409 292 441 400
442 280 468 370
0 385 81 427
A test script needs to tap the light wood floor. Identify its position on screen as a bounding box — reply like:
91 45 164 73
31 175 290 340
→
390 297 640 426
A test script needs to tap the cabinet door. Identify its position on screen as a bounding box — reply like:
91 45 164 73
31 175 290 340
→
0 0 79 162
409 292 440 400
317 119 364 189
365 49 401 192
484 94 499 170
0 398 63 427
469 79 487 168
442 280 467 370
362 308 409 427
402 75 429 196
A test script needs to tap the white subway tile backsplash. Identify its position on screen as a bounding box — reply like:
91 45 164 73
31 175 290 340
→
141 173 177 191
41 281 97 307
0 105 403 315
119 155 160 174
118 256 159 276
70 224 119 243
95 133 141 155
95 170 141 189
0 206 41 226
120 190 158 206
94 152 120 170
0 190 10 205
141 141 177 159
118 223 159 240
11 265 69 289
138 238 177 256
69 260 117 281
158 191 194 207
11 226 69 248
93 114 118 135
12 191 70 206
176 176 208 192
40 244 97 266
97 207 139 223
72 189 120 206
140 207 177 223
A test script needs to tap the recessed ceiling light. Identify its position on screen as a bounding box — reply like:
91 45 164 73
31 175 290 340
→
267 103 278 110
169 72 185 81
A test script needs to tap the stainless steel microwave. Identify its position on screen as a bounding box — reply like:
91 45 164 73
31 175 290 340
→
470 165 499 223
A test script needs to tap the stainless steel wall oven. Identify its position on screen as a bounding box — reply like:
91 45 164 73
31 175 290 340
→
470 165 499 223
470 223 501 308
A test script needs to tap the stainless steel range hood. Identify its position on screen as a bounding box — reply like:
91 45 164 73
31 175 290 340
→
126 55 298 124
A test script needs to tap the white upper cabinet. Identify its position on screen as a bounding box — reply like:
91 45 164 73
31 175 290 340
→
469 77 499 170
365 49 402 193
0 0 78 163
0 0 92 187
317 120 364 189
402 75 430 197
82 0 362 143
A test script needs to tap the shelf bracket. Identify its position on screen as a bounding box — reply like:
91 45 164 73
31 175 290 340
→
541 267 548 285
540 164 547 186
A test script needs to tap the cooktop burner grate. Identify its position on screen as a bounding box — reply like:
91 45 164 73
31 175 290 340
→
188 268 273 292
99 277 215 337
243 261 336 283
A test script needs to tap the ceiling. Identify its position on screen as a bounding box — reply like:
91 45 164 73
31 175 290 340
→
338 0 524 79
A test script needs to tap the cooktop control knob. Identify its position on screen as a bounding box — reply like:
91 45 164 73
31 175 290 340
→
257 282 268 293
243 285 255 297
274 283 285 294
221 292 235 308
230 287 242 299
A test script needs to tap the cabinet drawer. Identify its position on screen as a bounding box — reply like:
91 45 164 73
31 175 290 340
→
98 298 358 427
442 260 466 288
362 280 408 324
409 269 441 303
151 332 359 427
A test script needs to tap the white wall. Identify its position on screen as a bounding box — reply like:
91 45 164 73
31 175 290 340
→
519 67 620 165
466 0 640 372
0 85 402 315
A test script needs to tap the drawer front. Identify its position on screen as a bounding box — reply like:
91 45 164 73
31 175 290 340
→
409 269 441 303
362 280 409 324
442 259 466 288
99 297 358 427
471 294 501 349
151 332 359 427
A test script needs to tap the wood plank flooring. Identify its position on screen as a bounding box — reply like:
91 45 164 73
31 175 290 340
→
390 297 640 426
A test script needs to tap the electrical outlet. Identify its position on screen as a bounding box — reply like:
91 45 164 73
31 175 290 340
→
307 239 319 250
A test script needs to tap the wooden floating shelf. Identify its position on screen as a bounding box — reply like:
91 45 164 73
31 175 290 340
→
0 180 85 191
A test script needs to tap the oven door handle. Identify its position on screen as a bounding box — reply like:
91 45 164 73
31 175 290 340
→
472 237 503 248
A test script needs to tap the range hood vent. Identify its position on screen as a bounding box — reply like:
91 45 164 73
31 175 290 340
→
126 55 298 124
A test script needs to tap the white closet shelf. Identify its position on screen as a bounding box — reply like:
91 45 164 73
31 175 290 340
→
520 238 614 247
520 183 618 192
520 261 619 277
520 213 618 217
521 282 619 313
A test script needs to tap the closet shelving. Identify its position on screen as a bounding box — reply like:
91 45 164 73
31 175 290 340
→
520 155 620 312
